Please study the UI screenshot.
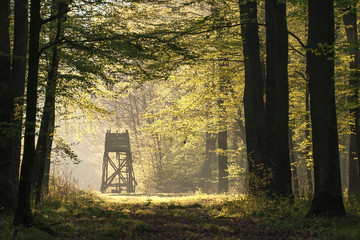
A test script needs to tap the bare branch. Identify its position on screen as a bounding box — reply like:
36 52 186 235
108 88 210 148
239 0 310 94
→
289 44 306 57
41 6 70 25
288 31 306 49
39 38 66 54
294 70 308 82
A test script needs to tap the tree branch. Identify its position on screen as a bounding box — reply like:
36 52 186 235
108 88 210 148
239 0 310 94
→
289 44 306 57
288 30 306 49
294 70 308 82
41 7 70 25
39 38 66 54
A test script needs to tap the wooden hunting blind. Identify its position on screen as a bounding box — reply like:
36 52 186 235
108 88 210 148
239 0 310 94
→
100 130 136 193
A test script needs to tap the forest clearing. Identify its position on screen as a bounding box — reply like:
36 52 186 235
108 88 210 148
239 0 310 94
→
2 183 360 240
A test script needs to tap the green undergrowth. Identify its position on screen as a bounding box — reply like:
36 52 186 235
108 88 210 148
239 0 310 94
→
223 194 360 240
2 185 360 239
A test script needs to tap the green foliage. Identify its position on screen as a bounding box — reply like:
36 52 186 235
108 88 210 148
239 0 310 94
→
49 0 360 194
24 0 360 199
52 137 81 165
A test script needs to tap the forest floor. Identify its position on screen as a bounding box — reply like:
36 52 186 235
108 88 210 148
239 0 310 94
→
2 192 360 240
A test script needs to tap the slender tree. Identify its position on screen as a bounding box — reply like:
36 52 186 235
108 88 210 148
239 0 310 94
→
342 4 360 196
14 0 42 226
289 129 299 197
238 0 267 193
218 129 228 193
265 0 292 197
11 0 29 189
304 84 313 194
34 0 68 204
306 0 346 216
217 61 229 194
0 0 16 214
199 132 216 192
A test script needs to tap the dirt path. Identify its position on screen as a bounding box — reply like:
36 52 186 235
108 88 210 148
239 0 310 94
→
50 194 315 240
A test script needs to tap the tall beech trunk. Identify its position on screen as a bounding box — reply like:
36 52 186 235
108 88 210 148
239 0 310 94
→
34 34 58 205
0 0 16 214
11 0 29 189
34 0 67 205
342 5 360 196
217 63 229 193
265 0 292 198
305 84 313 194
14 0 42 226
200 132 216 192
218 129 228 193
289 129 299 197
212 5 229 194
304 6 314 196
238 0 267 194
42 126 54 194
306 0 346 217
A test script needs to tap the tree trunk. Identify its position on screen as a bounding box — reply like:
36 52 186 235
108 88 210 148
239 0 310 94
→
199 132 216 192
37 113 55 196
11 0 29 190
289 129 299 197
0 0 16 214
14 0 42 226
236 107 246 143
265 0 292 198
34 0 67 205
238 0 267 194
305 84 313 195
306 0 346 217
342 5 360 197
42 113 55 195
218 130 228 193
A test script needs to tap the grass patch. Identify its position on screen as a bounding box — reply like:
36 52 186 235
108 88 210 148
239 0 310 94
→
3 181 360 239
0 216 12 240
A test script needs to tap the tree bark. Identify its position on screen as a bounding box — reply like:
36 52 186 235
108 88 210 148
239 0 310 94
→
342 5 360 196
11 0 29 190
199 132 216 192
42 114 55 195
218 129 228 193
14 0 42 226
265 0 292 198
306 0 346 217
238 0 267 194
0 0 16 214
34 0 67 205
305 84 313 195
289 129 299 197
